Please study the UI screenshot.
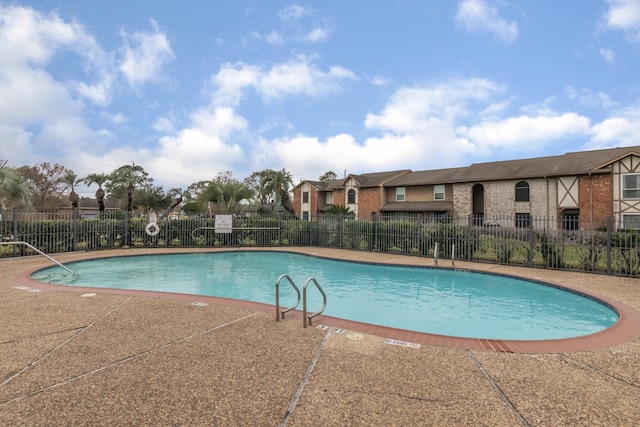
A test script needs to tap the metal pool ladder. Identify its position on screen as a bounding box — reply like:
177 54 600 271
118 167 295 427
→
0 241 73 273
275 274 327 328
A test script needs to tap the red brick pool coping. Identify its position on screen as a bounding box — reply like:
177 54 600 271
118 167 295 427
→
13 249 640 354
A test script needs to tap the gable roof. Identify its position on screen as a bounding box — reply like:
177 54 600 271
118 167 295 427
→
305 179 344 191
297 146 640 190
456 146 640 182
384 146 640 186
346 170 411 187
386 167 467 186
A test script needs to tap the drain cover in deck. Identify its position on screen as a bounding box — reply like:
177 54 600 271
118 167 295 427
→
346 332 364 341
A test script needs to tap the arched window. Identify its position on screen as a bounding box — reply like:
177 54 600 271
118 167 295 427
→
515 181 530 202
347 189 356 204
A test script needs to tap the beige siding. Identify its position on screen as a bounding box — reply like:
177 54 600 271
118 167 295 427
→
344 177 358 217
407 186 432 201
558 176 579 208
613 155 640 226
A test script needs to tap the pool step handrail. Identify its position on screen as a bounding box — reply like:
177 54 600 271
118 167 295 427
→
302 277 327 328
275 274 301 321
0 241 73 274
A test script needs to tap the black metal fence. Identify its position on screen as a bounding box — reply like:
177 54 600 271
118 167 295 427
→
2 209 639 277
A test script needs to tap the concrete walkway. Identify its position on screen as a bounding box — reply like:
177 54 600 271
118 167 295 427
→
1 248 639 426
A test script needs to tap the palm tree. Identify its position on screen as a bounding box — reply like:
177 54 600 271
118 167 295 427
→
200 181 254 214
82 173 109 213
162 187 183 218
260 168 294 212
325 204 354 215
0 162 32 211
106 164 150 212
61 172 80 208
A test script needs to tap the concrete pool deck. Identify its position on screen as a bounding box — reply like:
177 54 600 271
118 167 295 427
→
2 247 640 425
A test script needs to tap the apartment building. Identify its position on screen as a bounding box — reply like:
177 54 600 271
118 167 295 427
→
293 146 640 230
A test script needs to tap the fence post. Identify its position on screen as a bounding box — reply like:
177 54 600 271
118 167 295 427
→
416 214 422 256
607 216 613 274
72 207 78 251
466 215 473 261
373 213 378 252
12 208 18 257
123 210 129 247
528 218 534 267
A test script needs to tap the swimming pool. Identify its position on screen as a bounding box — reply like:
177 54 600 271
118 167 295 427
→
31 251 619 340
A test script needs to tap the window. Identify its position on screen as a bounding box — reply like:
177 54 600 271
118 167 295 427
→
396 187 405 201
515 181 530 202
623 214 640 230
347 189 356 204
562 212 579 231
302 211 309 221
326 192 333 204
623 174 640 199
434 184 445 200
302 191 309 203
515 213 531 228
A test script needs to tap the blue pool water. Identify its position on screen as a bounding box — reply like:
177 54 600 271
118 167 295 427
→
31 251 619 340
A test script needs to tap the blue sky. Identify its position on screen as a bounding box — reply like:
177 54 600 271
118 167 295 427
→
2 1 640 196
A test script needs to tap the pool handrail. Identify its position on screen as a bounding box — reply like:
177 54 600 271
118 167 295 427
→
1 241 73 274
275 274 301 321
303 277 327 328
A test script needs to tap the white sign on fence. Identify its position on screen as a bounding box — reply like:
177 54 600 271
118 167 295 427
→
215 214 233 233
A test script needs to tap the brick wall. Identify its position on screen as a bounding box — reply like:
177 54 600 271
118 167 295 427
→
358 188 382 217
453 183 472 217
579 173 612 229
292 184 319 218
292 186 302 217
454 179 559 226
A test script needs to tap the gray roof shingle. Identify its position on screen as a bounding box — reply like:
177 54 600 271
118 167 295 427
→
386 146 640 186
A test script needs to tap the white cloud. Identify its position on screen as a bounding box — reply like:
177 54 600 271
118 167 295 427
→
101 112 128 126
599 47 616 63
212 57 356 106
604 0 640 42
0 5 111 107
365 78 504 133
149 107 248 186
459 113 591 148
368 75 391 86
259 61 355 99
0 125 33 165
268 78 592 178
70 76 114 106
304 26 331 43
0 5 122 166
455 0 519 44
258 78 511 180
565 86 617 109
0 6 78 65
588 104 640 148
264 133 422 182
278 4 312 21
265 31 284 45
153 116 174 133
212 62 261 106
118 19 175 87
